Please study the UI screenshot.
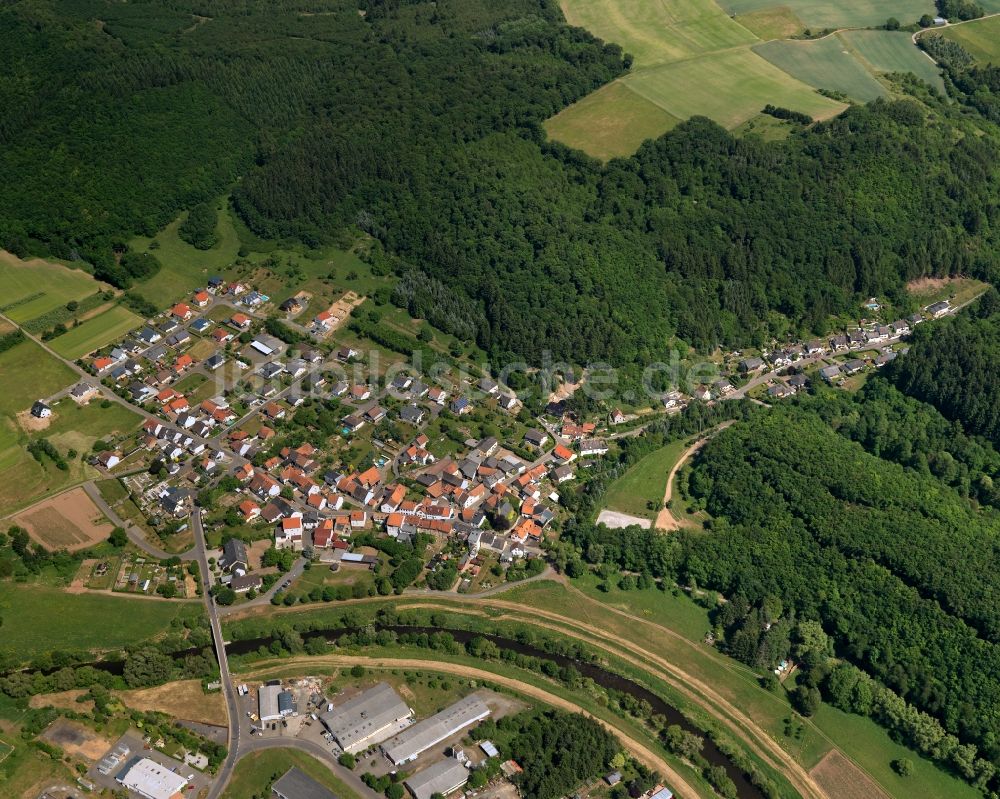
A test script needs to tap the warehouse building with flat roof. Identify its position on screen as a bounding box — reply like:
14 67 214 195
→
382 695 490 765
116 757 189 799
259 684 295 722
272 766 338 799
320 682 413 754
404 758 469 799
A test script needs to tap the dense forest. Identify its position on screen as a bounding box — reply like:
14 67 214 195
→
682 411 1000 783
563 401 1000 790
888 297 1000 444
3 0 1000 365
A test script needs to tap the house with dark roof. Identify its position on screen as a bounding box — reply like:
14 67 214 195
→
222 538 249 573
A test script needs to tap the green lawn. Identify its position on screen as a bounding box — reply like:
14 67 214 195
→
48 305 142 359
720 0 935 30
603 438 687 519
0 582 203 664
622 49 846 130
544 80 680 160
0 252 107 324
753 37 889 103
839 30 946 93
941 15 1000 64
220 748 362 799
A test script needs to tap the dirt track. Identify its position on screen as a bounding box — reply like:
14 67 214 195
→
654 421 734 531
226 592 829 797
243 654 703 799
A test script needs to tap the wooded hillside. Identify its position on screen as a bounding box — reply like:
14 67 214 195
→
3 0 1000 366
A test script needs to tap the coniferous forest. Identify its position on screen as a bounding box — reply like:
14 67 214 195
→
3 0 1000 364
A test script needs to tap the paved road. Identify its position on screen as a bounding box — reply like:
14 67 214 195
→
81 480 196 560
191 508 243 799
216 556 307 617
239 737 381 798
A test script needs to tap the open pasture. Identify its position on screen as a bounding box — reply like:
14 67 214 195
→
840 30 945 92
544 81 680 159
622 49 846 129
0 581 202 662
0 251 105 323
129 199 242 304
719 0 935 31
754 37 889 102
48 304 141 359
558 0 756 67
603 439 687 520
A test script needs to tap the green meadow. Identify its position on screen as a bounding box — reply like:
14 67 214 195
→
543 80 681 160
0 581 203 663
48 305 143 359
720 0 935 30
602 438 687 520
622 49 845 129
941 15 1000 64
840 30 946 93
754 37 889 103
0 252 106 323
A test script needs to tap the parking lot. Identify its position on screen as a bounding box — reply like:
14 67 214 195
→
86 730 214 797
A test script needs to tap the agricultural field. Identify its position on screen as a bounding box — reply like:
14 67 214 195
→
623 49 845 130
544 81 680 160
719 0 935 30
559 0 756 65
734 6 805 39
549 0 952 158
602 438 687 520
221 749 362 799
839 30 946 93
47 304 142 359
0 581 202 663
13 487 114 552
0 251 107 323
940 15 1000 64
754 37 889 102
550 0 847 156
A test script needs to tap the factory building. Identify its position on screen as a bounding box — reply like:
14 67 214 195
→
319 682 413 754
381 695 490 766
404 758 470 799
116 757 189 799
